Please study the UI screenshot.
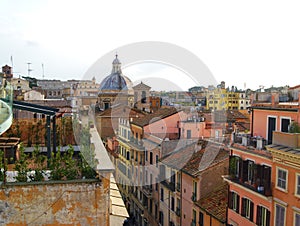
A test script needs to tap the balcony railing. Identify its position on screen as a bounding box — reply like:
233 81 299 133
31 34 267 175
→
228 156 272 197
0 82 13 135
161 180 175 192
129 137 145 151
142 185 153 197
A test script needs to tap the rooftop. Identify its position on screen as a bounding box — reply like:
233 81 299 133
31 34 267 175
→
161 140 228 177
195 183 228 223
131 107 180 127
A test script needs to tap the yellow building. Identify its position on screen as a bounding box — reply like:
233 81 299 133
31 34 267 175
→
206 87 239 111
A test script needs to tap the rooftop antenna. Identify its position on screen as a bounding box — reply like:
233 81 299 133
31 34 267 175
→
27 62 33 76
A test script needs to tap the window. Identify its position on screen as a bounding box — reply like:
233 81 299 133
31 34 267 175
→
156 155 159 167
296 174 300 196
171 197 175 211
229 156 240 178
295 212 300 226
277 168 287 190
192 181 197 201
229 191 240 213
145 170 148 183
192 209 196 225
176 198 180 211
281 118 290 132
145 150 148 161
141 91 147 103
150 152 153 164
159 211 164 226
149 200 153 214
160 188 164 201
187 130 191 139
275 204 285 226
256 206 270 226
241 198 253 221
247 160 255 183
199 212 204 226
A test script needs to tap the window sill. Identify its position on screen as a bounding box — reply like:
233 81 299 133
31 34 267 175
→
275 187 288 194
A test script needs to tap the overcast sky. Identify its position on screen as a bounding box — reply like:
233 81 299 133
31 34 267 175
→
1 0 300 91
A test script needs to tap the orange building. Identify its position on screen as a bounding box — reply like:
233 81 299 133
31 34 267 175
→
267 131 300 226
224 135 273 226
251 93 300 144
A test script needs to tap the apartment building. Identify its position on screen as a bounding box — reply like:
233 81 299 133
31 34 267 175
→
267 131 300 226
224 133 273 226
161 140 229 226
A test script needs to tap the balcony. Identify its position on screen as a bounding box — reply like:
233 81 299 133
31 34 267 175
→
0 82 13 135
161 180 175 192
142 185 153 198
129 137 145 151
227 156 272 197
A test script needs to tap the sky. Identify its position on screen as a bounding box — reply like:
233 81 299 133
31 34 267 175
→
1 0 300 91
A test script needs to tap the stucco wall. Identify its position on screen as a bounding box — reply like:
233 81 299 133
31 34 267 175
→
0 179 109 226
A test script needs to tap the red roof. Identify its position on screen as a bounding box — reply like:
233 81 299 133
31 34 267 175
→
161 140 229 177
195 183 228 223
131 107 180 127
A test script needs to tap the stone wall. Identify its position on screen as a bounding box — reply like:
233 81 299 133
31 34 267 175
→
0 178 110 226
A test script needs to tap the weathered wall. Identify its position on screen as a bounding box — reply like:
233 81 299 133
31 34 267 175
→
0 179 109 226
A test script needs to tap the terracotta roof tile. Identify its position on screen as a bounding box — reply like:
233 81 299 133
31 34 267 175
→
131 107 180 127
195 183 228 223
161 140 229 177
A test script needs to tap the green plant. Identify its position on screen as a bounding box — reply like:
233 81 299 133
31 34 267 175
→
49 146 80 180
0 150 5 181
14 145 29 182
289 122 300 133
62 146 78 180
29 146 46 181
79 127 98 179
49 149 64 180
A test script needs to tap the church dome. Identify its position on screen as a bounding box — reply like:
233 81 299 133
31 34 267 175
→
99 55 131 92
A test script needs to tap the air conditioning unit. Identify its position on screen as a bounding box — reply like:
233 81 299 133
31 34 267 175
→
256 138 263 150
242 136 248 146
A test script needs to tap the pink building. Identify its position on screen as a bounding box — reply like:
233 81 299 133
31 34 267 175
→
160 140 229 226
